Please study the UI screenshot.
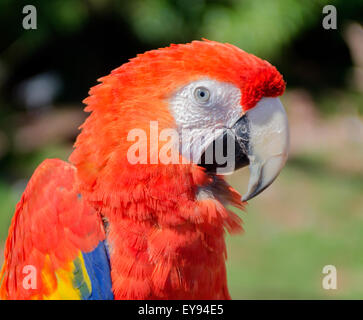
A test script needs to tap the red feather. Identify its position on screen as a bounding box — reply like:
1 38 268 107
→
0 159 104 299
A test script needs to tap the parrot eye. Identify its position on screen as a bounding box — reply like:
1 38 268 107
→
194 86 210 103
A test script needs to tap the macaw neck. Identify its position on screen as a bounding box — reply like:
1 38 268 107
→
104 214 232 299
81 165 243 299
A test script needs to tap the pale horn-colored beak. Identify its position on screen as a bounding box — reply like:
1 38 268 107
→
241 97 289 201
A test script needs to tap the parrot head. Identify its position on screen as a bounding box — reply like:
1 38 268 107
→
71 40 289 203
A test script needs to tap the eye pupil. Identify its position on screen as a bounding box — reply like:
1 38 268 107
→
194 86 210 103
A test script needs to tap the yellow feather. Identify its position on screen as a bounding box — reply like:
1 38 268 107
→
42 252 91 300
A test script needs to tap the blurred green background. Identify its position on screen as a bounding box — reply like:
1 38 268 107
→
1 0 363 299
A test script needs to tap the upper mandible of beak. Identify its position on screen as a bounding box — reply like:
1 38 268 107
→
238 97 289 201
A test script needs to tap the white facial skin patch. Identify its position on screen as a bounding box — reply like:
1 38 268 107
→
168 78 242 163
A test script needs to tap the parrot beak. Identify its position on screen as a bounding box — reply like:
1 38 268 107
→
199 97 289 201
239 97 289 201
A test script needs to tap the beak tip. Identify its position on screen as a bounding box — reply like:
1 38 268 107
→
241 192 253 202
241 189 260 202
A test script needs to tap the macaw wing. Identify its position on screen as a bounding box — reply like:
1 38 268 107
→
0 159 113 300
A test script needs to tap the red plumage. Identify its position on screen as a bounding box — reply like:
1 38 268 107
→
1 40 285 299
0 160 104 299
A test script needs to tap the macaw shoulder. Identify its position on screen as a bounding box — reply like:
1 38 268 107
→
0 159 113 300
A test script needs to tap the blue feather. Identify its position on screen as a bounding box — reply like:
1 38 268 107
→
82 241 114 300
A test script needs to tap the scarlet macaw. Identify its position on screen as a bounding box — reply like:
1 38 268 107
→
0 40 289 299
